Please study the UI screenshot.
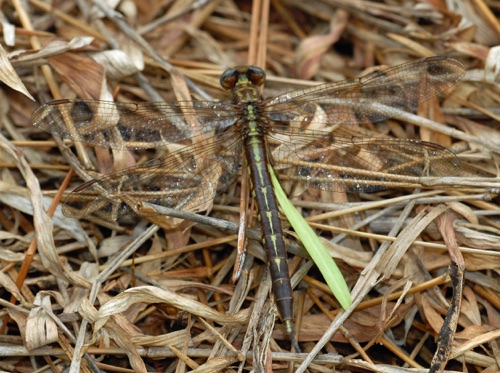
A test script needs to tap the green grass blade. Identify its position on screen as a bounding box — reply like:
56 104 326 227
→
269 166 352 309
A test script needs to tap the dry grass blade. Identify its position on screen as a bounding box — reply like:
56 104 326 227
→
0 43 34 100
1 0 499 372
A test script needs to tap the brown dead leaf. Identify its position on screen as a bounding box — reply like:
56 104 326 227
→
420 295 445 335
48 52 105 100
295 9 349 79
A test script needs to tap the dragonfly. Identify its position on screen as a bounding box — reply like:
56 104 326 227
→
32 56 465 347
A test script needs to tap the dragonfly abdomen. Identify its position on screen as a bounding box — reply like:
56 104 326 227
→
243 122 294 335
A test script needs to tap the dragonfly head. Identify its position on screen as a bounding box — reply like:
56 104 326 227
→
220 65 266 90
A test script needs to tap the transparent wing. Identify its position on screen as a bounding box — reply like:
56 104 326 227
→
34 57 464 219
269 127 459 192
264 57 465 126
62 135 242 220
31 99 239 150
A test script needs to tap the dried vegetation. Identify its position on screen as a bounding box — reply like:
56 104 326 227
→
0 0 499 372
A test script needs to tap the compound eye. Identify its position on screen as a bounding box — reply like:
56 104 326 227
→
247 66 266 86
220 69 238 89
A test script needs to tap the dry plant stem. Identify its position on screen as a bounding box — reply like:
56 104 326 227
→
12 0 61 98
430 213 465 372
239 269 273 372
381 335 424 369
442 106 500 118
234 163 250 282
9 169 74 304
11 140 57 147
312 222 496 257
51 137 95 186
255 0 271 68
307 190 462 222
393 110 499 153
450 329 500 361
294 286 306 342
357 275 449 313
142 203 263 242
407 332 431 366
169 344 200 370
473 285 500 309
248 0 264 66
302 273 450 316
89 226 160 300
198 318 244 360
329 204 401 244
228 261 255 365
459 97 500 122
200 246 222 313
0 342 349 365
0 162 70 170
382 205 450 278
